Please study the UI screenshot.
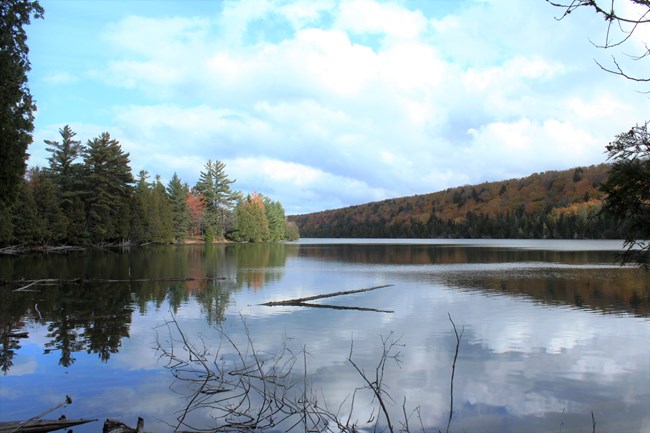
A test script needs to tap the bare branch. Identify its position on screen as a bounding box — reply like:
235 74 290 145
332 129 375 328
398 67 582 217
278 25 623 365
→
446 313 464 433
595 56 650 81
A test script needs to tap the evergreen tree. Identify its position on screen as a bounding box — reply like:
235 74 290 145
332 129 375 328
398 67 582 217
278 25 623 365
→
263 196 286 241
166 173 190 242
130 170 151 243
0 1 43 208
194 160 237 239
152 175 174 243
82 132 134 244
11 178 44 245
29 167 67 244
0 206 13 245
66 196 87 245
44 125 84 208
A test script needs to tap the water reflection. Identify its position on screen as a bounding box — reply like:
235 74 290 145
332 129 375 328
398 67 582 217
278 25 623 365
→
1 242 648 374
0 244 296 373
0 240 648 432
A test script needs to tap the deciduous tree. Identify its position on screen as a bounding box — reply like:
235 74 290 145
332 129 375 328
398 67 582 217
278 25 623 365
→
233 193 270 243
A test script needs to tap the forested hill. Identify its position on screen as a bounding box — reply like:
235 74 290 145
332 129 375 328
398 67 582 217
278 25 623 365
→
289 164 622 239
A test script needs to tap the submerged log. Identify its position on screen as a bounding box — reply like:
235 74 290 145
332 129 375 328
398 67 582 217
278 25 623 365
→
6 276 231 291
0 418 96 433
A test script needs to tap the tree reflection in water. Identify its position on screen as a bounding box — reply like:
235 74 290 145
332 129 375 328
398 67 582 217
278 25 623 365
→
0 243 294 373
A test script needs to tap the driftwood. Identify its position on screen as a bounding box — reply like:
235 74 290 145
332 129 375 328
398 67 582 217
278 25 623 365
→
261 284 394 312
0 418 96 433
0 395 97 433
6 276 230 292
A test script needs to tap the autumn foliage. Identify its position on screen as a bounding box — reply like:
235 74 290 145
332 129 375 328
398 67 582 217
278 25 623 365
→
289 164 620 239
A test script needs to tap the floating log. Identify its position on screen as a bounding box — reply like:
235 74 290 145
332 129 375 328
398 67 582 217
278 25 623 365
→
283 302 394 313
261 284 393 306
0 418 96 433
260 284 394 312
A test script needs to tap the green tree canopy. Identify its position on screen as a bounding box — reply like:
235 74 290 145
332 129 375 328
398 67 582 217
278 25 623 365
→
233 193 270 243
44 125 84 207
263 196 287 242
82 132 134 243
167 172 190 242
0 0 43 206
194 160 238 239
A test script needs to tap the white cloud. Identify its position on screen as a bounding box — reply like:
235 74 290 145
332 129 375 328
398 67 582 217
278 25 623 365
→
42 71 78 85
336 0 428 40
28 0 649 214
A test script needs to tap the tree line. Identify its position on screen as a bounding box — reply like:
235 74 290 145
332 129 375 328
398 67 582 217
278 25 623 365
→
289 165 622 240
0 125 299 248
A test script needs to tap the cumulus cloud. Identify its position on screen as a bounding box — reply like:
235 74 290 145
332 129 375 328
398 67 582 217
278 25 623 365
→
28 0 648 214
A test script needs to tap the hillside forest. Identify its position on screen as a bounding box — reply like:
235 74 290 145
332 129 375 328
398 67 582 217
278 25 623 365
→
0 126 300 249
289 164 621 239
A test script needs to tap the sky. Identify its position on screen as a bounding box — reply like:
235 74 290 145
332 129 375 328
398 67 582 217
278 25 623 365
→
25 0 650 215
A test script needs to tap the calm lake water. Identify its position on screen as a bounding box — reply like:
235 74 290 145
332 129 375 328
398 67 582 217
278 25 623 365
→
1 239 648 433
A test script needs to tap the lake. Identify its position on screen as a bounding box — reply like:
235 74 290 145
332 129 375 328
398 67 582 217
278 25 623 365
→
0 239 648 433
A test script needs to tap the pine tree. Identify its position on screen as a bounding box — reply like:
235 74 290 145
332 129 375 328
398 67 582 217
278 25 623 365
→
130 170 151 243
152 175 174 243
11 178 45 245
44 125 84 208
194 160 238 239
166 173 190 242
82 132 134 244
29 167 67 244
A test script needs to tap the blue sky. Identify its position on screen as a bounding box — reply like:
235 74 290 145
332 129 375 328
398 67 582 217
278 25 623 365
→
26 0 649 215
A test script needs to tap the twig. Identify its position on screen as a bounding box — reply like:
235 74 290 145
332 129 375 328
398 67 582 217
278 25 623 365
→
446 313 463 433
13 279 52 292
592 410 596 433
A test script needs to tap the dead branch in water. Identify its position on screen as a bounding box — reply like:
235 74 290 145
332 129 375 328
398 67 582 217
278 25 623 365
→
277 302 393 313
155 313 431 433
261 284 393 307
